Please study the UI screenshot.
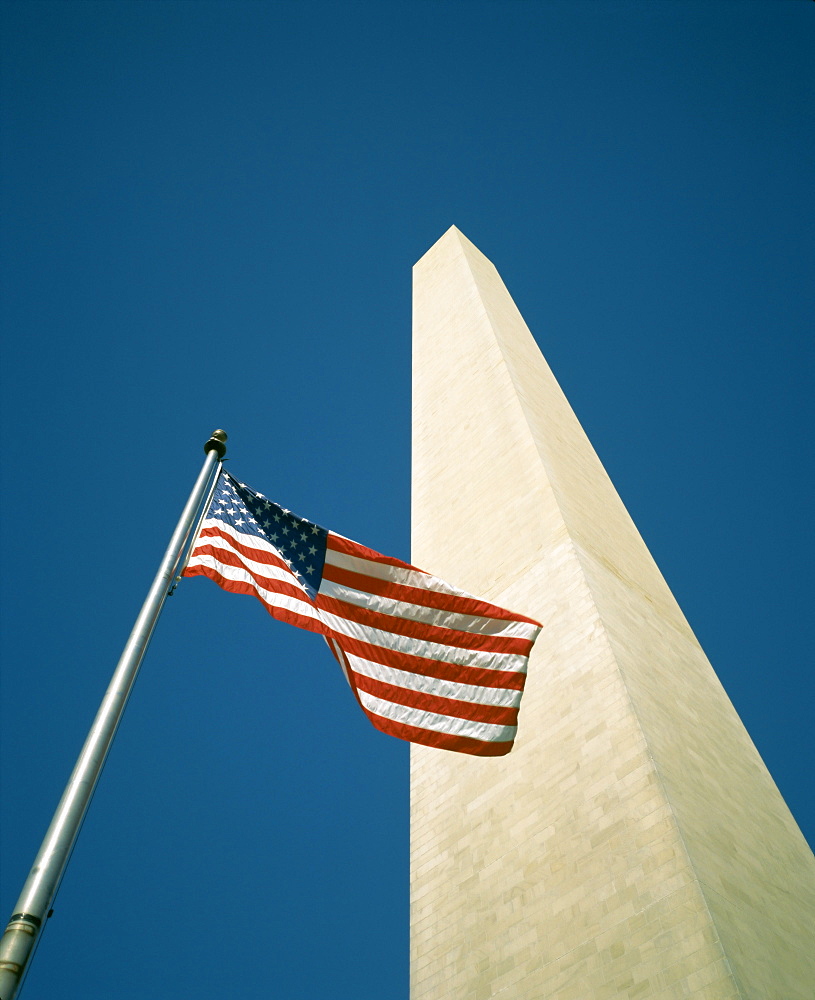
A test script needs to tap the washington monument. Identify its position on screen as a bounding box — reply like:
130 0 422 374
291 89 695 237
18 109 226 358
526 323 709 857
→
409 227 814 998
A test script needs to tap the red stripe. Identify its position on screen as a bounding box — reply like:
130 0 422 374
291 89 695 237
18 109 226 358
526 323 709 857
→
321 632 527 691
322 562 538 626
188 543 309 603
327 532 412 569
326 534 541 628
316 594 533 655
359 712 515 756
351 672 519 726
196 524 284 568
182 563 326 637
200 524 541 634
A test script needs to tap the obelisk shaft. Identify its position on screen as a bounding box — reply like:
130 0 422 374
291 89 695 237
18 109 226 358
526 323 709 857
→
410 228 814 998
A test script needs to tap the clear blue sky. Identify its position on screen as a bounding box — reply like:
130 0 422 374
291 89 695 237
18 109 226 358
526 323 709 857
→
1 2 812 997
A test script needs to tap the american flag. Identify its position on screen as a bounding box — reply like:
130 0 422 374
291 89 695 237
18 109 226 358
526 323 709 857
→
183 470 542 756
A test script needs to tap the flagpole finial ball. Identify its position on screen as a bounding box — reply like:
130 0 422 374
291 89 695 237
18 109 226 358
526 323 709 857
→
204 429 228 457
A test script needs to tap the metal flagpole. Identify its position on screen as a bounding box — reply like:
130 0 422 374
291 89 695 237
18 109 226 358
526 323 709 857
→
0 429 228 1000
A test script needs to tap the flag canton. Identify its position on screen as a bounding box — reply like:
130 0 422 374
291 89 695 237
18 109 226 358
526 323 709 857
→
209 473 328 598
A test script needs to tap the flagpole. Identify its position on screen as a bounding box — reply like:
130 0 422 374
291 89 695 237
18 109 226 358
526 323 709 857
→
0 429 227 1000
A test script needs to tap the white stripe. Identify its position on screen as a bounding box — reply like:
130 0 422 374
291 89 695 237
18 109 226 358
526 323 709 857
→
319 609 529 673
357 690 516 743
346 652 521 708
325 543 465 597
190 550 527 674
192 528 298 588
197 517 281 556
186 553 322 626
319 578 538 640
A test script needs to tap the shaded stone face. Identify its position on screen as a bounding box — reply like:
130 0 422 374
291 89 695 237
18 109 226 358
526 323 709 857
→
410 227 815 999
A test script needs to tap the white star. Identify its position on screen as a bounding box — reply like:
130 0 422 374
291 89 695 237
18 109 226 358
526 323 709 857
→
308 545 318 556
235 518 244 526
